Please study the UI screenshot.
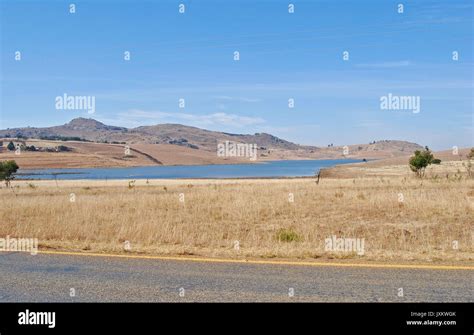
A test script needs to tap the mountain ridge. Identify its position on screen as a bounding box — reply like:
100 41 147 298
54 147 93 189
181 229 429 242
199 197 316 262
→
0 117 422 153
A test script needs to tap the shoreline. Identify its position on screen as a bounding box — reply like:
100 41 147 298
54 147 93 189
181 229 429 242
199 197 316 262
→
14 158 363 181
15 157 362 171
16 176 318 181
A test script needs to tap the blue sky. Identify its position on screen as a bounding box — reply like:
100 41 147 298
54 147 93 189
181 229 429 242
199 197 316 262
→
1 0 472 150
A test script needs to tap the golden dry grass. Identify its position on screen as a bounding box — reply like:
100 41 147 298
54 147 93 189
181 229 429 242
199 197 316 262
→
324 158 472 179
1 175 473 264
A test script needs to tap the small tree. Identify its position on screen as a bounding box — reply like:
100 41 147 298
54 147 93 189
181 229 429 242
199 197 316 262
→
0 160 19 187
7 141 15 151
468 148 474 160
409 147 434 178
465 148 474 178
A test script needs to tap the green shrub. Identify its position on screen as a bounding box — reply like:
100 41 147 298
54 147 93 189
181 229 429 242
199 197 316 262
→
7 141 15 151
276 228 302 242
0 160 19 187
409 147 437 178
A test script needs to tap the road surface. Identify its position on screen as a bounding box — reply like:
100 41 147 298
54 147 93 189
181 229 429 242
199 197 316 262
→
0 252 472 302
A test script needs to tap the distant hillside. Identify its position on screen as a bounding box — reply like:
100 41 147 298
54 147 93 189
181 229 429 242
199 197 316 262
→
0 118 305 151
0 118 425 168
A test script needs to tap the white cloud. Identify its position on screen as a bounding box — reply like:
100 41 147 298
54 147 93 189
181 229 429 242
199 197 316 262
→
101 109 265 128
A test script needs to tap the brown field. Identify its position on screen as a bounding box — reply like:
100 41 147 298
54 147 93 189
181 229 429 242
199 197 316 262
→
0 140 256 169
1 160 473 264
323 148 473 178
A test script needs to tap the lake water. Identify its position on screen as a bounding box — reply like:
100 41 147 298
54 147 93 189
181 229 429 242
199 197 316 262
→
17 159 362 180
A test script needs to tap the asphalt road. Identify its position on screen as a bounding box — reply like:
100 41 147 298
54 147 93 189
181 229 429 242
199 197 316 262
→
0 252 472 302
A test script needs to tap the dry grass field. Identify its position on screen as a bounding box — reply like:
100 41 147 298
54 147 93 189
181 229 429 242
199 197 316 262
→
1 167 473 264
0 140 252 169
323 148 473 178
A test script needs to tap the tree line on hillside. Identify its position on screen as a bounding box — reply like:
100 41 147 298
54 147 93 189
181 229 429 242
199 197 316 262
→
1 134 89 142
3 141 71 152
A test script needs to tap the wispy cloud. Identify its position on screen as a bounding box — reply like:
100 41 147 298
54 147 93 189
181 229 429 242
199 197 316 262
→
100 109 265 128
